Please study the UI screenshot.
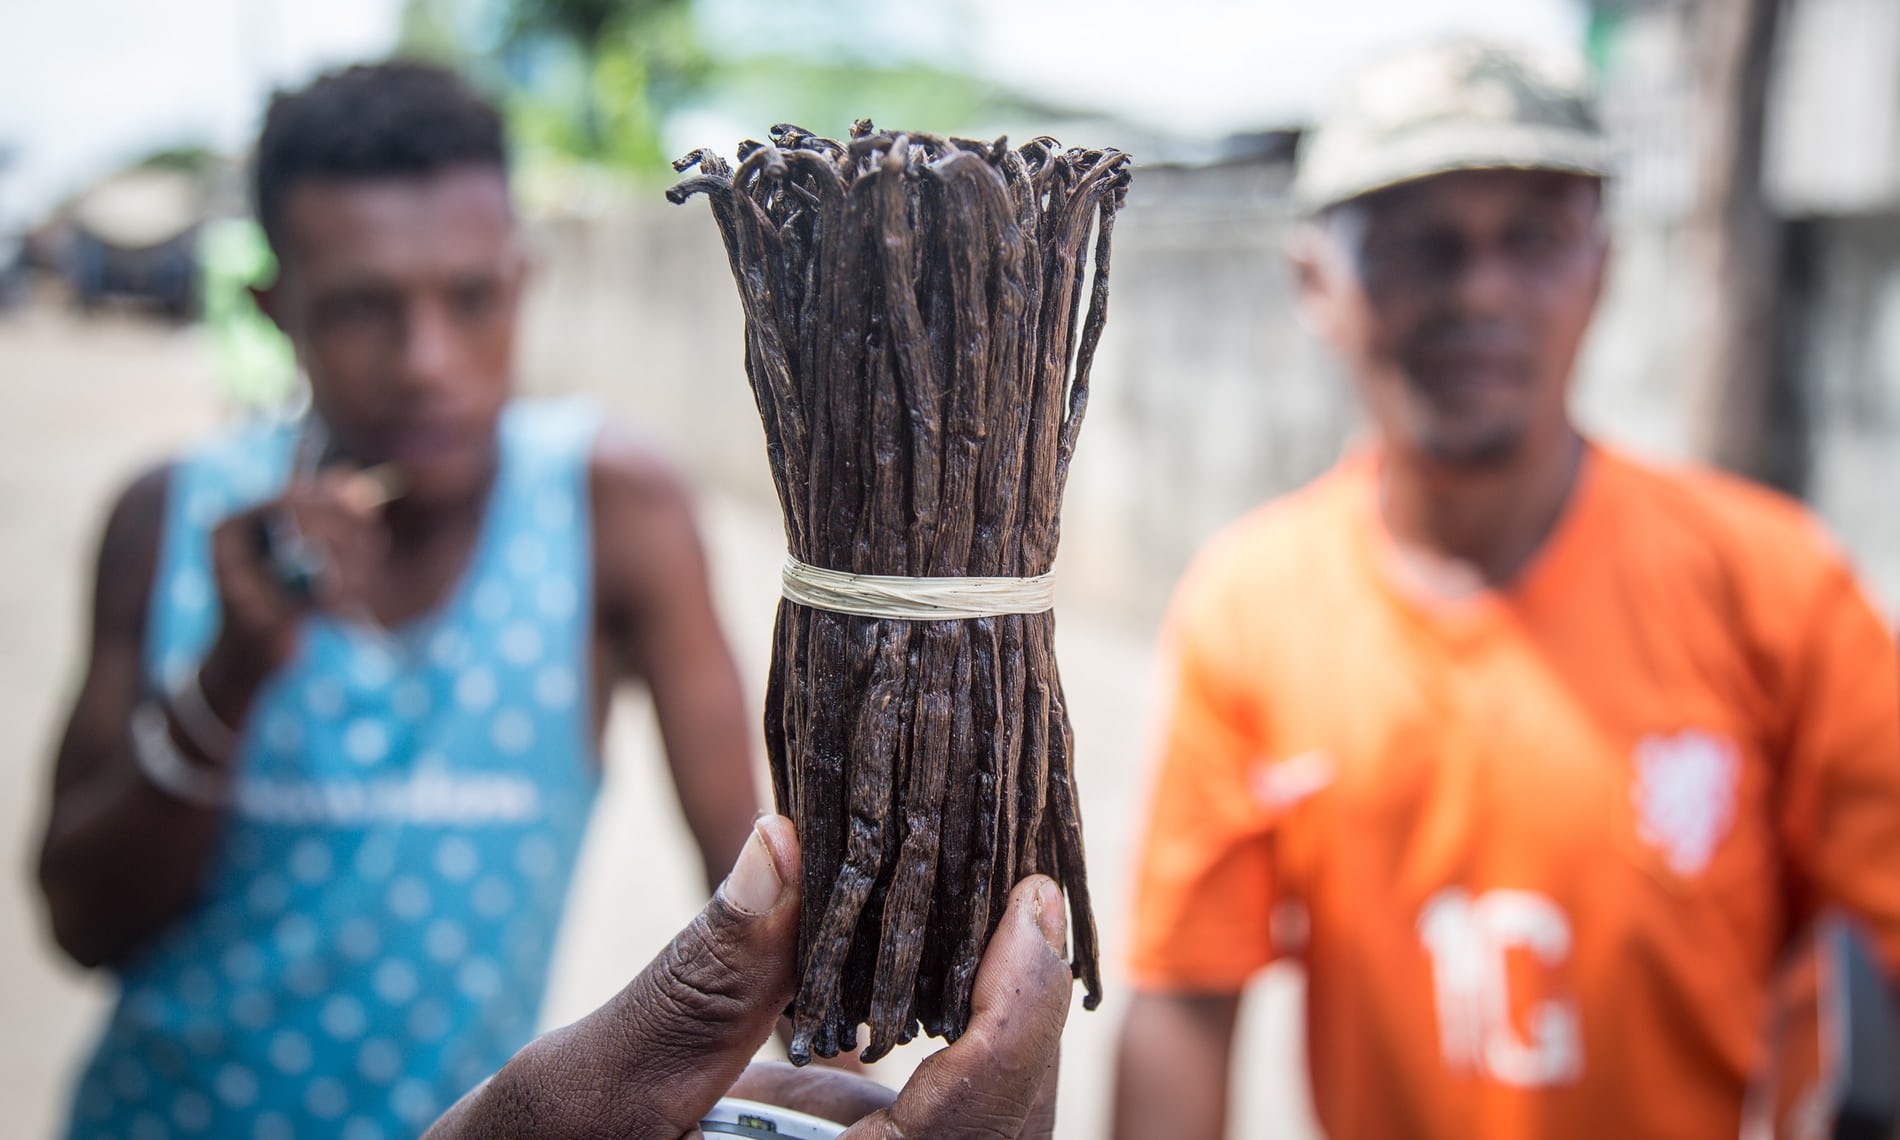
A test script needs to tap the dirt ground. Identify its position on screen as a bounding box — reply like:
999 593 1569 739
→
0 298 1315 1138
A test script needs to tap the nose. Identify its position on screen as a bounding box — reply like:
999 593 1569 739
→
399 296 459 394
1449 243 1517 317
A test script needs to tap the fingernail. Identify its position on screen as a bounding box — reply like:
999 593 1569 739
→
340 471 395 513
1030 879 1067 956
722 824 782 916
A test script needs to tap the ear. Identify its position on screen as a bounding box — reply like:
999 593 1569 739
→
1583 233 1611 312
1575 180 1612 311
249 280 289 336
507 242 534 298
1288 224 1342 343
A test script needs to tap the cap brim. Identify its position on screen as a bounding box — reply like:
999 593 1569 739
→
1294 123 1610 213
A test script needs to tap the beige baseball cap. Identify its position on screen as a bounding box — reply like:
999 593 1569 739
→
1293 38 1610 213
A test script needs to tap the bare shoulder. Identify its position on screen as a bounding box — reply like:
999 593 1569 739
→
586 423 707 617
104 461 173 534
588 422 694 514
92 462 174 641
50 462 173 797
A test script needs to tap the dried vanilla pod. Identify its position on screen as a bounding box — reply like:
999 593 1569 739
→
669 122 1129 1062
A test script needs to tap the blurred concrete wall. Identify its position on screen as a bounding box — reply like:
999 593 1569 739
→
516 205 774 504
513 148 1900 629
1593 0 1900 611
1803 215 1900 608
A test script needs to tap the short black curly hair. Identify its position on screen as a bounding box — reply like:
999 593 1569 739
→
254 60 508 256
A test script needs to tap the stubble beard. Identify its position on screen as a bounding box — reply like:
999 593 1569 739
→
1415 415 1528 469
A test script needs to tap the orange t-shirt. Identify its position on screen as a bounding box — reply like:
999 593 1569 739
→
1129 445 1900 1139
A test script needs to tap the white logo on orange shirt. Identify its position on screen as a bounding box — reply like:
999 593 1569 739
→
1420 887 1583 1087
1631 731 1740 876
1250 750 1335 811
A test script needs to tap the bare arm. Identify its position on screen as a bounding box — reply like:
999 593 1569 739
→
1113 989 1242 1140
38 464 388 966
36 466 224 966
591 429 759 890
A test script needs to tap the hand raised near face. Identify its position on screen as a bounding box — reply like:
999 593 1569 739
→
200 467 393 699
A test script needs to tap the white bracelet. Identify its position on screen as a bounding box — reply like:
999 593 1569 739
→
131 701 235 809
165 671 238 760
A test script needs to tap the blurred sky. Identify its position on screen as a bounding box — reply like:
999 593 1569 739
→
0 0 1584 232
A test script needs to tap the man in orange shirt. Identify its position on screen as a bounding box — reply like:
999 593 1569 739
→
1113 39 1900 1140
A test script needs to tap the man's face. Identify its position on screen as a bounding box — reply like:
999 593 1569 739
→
259 165 524 506
1296 170 1607 468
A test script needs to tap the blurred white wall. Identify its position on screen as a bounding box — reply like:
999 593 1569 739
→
0 0 402 232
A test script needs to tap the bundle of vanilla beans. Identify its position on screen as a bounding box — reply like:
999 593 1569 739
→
669 121 1129 1063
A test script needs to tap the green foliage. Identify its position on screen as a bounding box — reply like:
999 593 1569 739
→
134 145 222 175
503 40 670 173
398 0 475 67
505 0 636 47
395 0 1028 181
698 55 1007 144
501 0 704 165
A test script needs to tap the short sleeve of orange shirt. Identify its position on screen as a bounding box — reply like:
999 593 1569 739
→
1127 445 1900 1139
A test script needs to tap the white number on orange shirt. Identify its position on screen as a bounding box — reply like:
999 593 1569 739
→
1418 887 1582 1087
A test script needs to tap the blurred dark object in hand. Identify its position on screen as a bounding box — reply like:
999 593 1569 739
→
1754 914 1900 1140
1824 915 1899 1140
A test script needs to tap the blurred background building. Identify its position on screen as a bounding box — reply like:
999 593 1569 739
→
4 1 1898 1137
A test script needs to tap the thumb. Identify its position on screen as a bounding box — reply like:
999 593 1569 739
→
845 875 1073 1140
426 816 802 1139
606 814 803 1129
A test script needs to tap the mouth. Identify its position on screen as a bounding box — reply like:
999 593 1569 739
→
1406 318 1532 384
378 420 475 467
1405 349 1531 404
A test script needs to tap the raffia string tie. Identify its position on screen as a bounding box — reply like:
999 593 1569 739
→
781 555 1055 621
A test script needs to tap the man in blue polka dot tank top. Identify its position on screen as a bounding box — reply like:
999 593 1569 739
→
34 62 761 1140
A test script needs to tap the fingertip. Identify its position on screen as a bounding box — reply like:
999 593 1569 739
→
968 877 1075 1028
882 876 1072 1136
752 814 801 895
1028 876 1067 959
312 466 356 496
718 816 801 917
1006 875 1066 963
331 469 393 518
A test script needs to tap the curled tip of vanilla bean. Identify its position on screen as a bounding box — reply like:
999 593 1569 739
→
672 123 1129 1060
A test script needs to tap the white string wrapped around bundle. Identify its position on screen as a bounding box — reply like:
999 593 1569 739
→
781 555 1055 621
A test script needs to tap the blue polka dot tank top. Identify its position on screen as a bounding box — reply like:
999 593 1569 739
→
65 400 604 1140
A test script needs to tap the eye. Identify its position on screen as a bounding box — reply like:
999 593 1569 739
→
451 279 502 321
1365 228 1461 279
1505 220 1568 260
320 289 398 330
